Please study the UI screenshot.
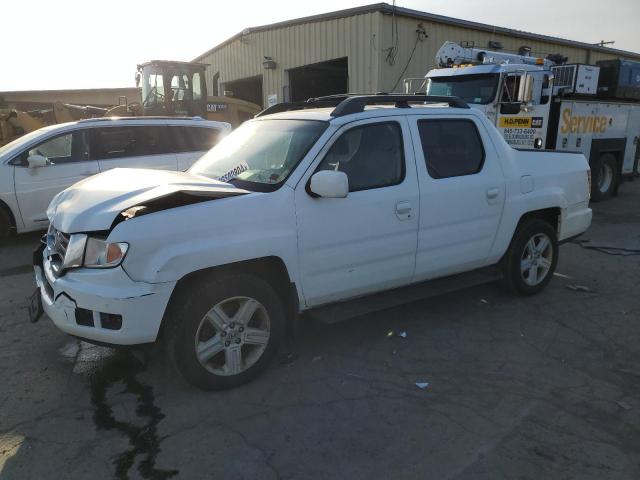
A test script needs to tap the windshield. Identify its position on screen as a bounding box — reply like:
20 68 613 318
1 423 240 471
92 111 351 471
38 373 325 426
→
426 74 499 105
190 119 328 191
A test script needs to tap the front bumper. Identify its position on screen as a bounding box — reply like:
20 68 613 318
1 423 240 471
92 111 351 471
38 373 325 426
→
34 246 176 345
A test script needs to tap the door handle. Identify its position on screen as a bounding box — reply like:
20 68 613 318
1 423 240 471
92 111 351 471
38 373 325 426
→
486 188 500 199
395 201 412 220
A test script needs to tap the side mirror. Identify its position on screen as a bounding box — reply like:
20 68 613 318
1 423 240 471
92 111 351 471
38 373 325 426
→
309 170 349 198
518 74 535 103
27 154 49 168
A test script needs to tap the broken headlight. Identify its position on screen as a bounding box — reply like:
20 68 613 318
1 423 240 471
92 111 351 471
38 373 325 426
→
83 237 129 268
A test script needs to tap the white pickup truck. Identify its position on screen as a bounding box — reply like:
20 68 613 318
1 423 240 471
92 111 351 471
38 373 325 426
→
32 94 592 390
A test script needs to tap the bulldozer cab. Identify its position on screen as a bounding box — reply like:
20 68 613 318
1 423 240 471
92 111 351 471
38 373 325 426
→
137 60 208 117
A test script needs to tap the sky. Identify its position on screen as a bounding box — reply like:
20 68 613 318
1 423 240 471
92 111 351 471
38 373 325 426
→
2 0 638 91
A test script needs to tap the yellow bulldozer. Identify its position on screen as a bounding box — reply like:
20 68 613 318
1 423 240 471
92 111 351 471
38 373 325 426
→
0 101 109 146
1 60 261 146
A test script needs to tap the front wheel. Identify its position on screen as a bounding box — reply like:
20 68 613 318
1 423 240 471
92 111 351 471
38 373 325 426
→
502 218 558 296
165 273 285 390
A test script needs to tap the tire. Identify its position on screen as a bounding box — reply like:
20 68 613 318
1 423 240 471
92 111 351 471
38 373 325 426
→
0 207 11 238
591 153 618 202
165 272 285 390
502 218 558 296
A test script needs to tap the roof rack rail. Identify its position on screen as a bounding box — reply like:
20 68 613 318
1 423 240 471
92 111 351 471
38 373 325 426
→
76 116 205 123
255 93 469 118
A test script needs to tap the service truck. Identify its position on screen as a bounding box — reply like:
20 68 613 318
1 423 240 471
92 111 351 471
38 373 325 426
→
407 41 640 201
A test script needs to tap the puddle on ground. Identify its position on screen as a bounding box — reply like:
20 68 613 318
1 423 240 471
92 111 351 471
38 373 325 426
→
61 340 178 479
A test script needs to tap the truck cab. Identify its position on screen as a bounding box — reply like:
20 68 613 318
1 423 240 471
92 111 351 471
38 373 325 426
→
424 63 553 150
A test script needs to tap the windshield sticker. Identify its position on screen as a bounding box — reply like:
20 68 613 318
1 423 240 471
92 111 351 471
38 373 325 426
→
217 162 249 183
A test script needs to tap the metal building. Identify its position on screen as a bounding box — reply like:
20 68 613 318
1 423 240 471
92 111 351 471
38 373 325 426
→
194 2 640 108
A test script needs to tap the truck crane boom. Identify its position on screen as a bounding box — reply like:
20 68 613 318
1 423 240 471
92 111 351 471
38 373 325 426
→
435 41 561 69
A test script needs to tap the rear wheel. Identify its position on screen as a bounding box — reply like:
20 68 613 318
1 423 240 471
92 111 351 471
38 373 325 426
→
503 218 558 296
165 273 285 390
591 153 617 201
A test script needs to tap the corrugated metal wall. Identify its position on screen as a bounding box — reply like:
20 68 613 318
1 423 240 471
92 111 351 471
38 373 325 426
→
198 12 381 106
378 13 627 92
197 10 637 104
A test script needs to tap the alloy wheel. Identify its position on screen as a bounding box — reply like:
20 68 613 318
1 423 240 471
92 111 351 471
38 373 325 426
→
520 233 553 286
194 296 271 376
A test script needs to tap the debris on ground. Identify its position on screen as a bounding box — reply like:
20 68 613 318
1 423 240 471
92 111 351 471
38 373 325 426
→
415 382 430 389
616 400 633 411
387 330 394 337
397 331 407 338
480 299 489 304
311 355 322 363
553 272 572 279
566 284 593 293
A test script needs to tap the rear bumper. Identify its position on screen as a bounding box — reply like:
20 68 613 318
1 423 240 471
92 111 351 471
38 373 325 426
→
34 252 175 345
560 201 592 241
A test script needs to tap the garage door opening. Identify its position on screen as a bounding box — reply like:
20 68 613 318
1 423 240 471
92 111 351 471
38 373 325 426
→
223 76 263 108
289 57 348 102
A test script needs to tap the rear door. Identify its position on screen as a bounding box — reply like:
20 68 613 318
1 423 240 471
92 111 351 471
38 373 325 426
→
171 126 223 171
13 129 98 230
91 125 177 172
409 115 505 281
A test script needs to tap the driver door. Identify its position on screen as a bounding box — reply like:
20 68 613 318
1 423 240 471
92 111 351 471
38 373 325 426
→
497 72 551 149
13 130 98 231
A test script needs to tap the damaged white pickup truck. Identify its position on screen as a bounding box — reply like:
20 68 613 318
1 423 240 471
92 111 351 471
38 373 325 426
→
32 94 592 390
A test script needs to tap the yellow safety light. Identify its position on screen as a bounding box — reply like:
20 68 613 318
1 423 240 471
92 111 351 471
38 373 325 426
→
535 58 544 65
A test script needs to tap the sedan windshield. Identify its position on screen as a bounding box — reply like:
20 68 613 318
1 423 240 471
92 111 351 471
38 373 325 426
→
426 74 499 105
190 119 328 191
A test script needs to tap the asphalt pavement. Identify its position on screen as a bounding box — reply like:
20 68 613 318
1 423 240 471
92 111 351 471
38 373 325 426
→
1 181 639 479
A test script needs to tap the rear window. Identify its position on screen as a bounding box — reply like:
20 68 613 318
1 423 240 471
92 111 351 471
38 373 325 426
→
170 127 221 153
417 119 485 179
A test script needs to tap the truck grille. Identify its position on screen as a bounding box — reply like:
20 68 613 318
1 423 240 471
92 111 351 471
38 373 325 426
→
46 225 70 276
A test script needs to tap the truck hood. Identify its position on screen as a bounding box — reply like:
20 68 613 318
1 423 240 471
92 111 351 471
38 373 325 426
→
48 168 249 233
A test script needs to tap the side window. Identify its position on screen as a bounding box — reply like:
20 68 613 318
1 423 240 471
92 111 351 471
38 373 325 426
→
134 126 169 156
171 127 220 153
92 127 136 160
188 127 220 151
193 72 203 101
418 119 485 179
540 74 551 104
22 131 88 165
316 122 405 192
501 75 521 102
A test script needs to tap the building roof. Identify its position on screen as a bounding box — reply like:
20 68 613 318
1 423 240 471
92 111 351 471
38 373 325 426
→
193 2 640 62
